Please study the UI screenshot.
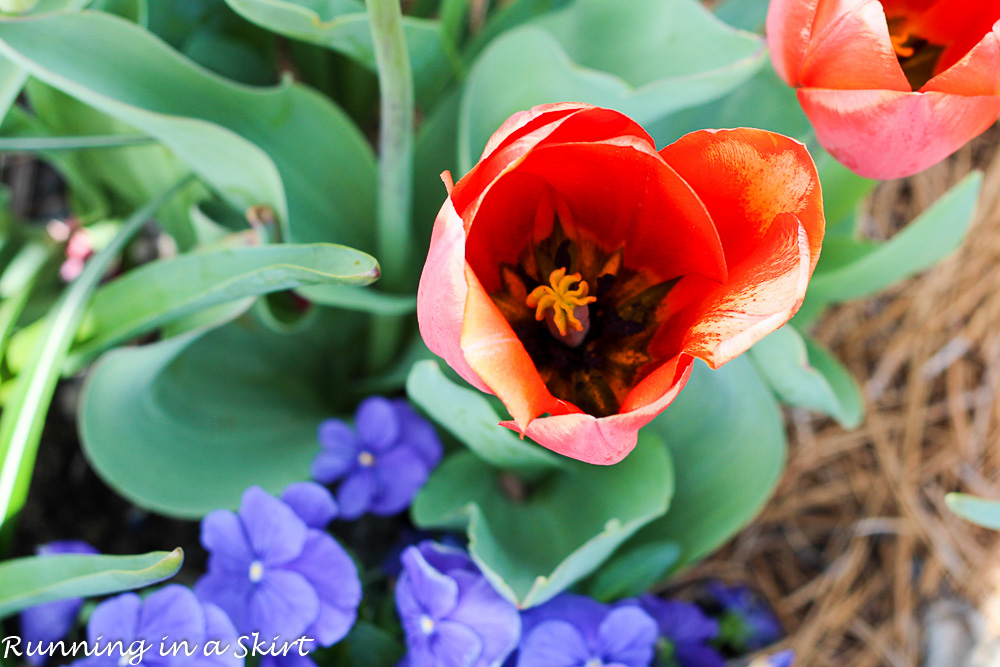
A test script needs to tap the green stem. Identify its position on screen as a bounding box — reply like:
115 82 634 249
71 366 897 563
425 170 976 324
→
366 0 415 372
0 176 194 538
0 133 154 152
366 0 415 290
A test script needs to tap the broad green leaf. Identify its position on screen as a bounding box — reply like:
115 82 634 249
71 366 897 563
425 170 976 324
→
80 309 365 518
816 150 877 237
337 622 405 667
713 0 768 32
0 11 376 249
458 0 765 171
297 284 416 315
587 540 680 603
406 360 564 476
749 326 863 428
223 0 452 104
0 183 188 528
945 493 1000 530
26 81 205 248
0 0 91 123
70 242 379 365
646 64 811 147
807 171 982 302
0 549 182 619
634 357 786 569
412 433 673 608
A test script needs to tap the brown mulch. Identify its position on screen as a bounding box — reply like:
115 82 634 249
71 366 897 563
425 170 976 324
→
680 128 1000 666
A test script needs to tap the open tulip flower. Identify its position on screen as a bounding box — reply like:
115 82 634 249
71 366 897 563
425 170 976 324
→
417 103 824 465
767 0 1000 179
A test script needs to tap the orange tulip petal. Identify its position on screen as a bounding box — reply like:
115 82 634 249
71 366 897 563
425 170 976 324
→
680 213 813 369
499 355 694 465
452 105 657 223
912 1 1000 74
766 0 822 85
460 265 559 431
799 87 1000 179
798 0 910 91
923 21 1000 96
416 195 493 394
659 128 823 273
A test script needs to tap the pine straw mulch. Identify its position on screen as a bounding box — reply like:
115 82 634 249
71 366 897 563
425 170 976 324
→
675 128 1000 667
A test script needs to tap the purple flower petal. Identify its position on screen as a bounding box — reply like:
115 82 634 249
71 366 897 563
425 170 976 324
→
517 620 591 667
245 569 321 641
370 447 430 516
201 509 254 574
336 469 377 520
87 593 141 647
447 570 520 666
416 542 477 577
393 401 443 468
318 419 358 451
281 482 338 529
285 531 361 646
239 487 308 566
520 594 605 641
139 586 206 653
639 595 718 644
355 397 400 453
312 421 358 483
260 653 318 667
38 541 98 557
768 650 795 667
398 546 460 621
195 571 253 635
596 606 657 667
673 642 727 667
21 598 86 665
201 602 242 667
430 620 483 667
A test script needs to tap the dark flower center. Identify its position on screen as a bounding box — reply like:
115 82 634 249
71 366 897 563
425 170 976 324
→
887 16 946 90
489 218 676 418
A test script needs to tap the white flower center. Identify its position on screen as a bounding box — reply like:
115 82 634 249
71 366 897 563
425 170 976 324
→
358 451 376 467
584 659 603 667
117 649 136 667
419 615 435 635
248 560 265 583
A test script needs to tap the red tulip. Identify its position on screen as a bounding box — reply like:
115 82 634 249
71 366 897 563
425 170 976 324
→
417 103 824 465
768 0 1000 179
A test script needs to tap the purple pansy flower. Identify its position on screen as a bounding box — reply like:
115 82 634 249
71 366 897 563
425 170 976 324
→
395 541 520 667
312 397 443 520
516 594 658 667
709 583 783 651
72 585 239 667
638 595 725 667
21 541 98 666
194 484 361 650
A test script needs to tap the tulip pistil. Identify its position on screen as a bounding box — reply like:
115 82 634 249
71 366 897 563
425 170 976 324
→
526 267 597 347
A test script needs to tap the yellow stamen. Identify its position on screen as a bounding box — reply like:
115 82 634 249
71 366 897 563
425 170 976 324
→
525 267 597 337
890 30 915 58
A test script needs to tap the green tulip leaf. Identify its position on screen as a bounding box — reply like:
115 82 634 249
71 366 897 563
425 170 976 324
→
0 549 183 619
406 360 565 476
0 10 376 249
458 0 765 172
946 493 1000 530
222 0 451 104
807 171 983 302
749 326 863 428
412 432 673 608
634 357 786 569
80 310 365 518
586 540 680 603
70 242 379 366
